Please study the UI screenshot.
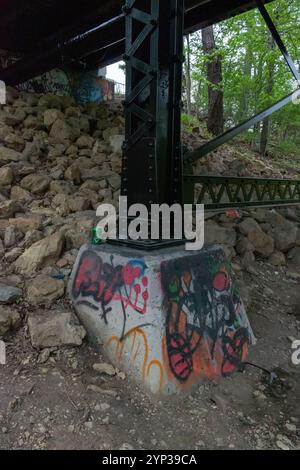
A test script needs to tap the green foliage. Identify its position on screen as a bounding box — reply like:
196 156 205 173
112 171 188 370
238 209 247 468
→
181 113 199 133
15 297 23 305
189 0 300 154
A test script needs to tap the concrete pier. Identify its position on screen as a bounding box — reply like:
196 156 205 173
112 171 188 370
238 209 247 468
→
69 243 254 395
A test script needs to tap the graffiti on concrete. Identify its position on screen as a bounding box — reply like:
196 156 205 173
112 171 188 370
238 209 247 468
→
106 327 164 394
71 74 114 103
70 246 253 395
16 68 114 103
161 249 252 384
72 251 149 339
18 69 72 95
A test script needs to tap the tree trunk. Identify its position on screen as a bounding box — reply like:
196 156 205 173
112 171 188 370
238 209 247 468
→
201 25 224 136
185 34 192 116
259 30 276 155
237 20 253 123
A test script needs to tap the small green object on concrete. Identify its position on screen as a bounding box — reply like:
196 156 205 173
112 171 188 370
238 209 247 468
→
91 227 102 245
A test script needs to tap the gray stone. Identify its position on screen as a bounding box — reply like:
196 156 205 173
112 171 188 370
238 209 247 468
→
0 306 21 336
50 119 80 143
265 210 286 227
9 215 43 233
27 274 65 306
0 146 24 163
109 134 124 154
20 174 50 195
14 231 65 274
236 236 254 255
28 311 86 348
241 250 256 269
288 246 300 265
24 230 44 248
273 222 298 253
269 252 286 267
4 247 24 263
64 164 81 185
38 94 63 109
0 283 22 305
0 200 20 219
0 166 13 186
238 217 262 236
10 185 32 203
205 222 237 247
76 135 94 149
248 230 274 257
44 109 63 127
4 225 22 248
107 174 121 191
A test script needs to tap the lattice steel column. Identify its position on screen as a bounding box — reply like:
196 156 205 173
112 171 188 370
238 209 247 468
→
121 0 184 208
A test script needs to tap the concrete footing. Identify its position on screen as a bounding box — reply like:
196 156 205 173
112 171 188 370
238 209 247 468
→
69 243 255 395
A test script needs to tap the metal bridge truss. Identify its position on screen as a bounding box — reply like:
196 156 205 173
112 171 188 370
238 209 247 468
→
183 0 300 210
184 175 300 209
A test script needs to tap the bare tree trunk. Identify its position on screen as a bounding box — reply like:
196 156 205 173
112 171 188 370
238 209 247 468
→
185 34 192 116
259 32 276 155
201 25 224 136
260 118 271 155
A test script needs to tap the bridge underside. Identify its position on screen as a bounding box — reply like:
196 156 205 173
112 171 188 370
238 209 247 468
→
0 0 273 82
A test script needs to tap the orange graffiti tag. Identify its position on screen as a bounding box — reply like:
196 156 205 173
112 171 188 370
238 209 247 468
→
106 328 164 393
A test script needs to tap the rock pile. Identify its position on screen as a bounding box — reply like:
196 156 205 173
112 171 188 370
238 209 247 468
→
0 88 124 347
206 206 300 271
0 87 300 349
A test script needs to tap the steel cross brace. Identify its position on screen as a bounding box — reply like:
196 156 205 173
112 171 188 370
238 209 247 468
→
184 0 300 165
121 0 184 209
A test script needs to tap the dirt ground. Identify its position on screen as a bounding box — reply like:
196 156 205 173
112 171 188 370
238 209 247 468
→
0 260 299 451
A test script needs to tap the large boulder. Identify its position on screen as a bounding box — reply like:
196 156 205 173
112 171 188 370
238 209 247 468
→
44 109 64 127
14 231 65 274
10 185 32 203
273 222 299 253
28 311 86 348
20 174 50 194
50 118 80 143
238 217 274 257
248 230 274 257
238 217 261 236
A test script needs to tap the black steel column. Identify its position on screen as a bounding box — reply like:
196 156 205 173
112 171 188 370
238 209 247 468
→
121 0 184 208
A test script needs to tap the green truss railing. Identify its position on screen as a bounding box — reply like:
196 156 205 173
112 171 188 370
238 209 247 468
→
183 175 300 210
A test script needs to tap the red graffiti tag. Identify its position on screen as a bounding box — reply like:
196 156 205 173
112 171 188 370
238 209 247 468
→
73 252 148 314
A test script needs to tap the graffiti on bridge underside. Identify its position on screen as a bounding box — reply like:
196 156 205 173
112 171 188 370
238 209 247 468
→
16 68 114 103
161 250 251 384
72 251 149 339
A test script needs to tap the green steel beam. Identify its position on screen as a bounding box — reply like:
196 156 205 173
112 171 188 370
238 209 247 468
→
183 175 300 209
184 89 300 165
